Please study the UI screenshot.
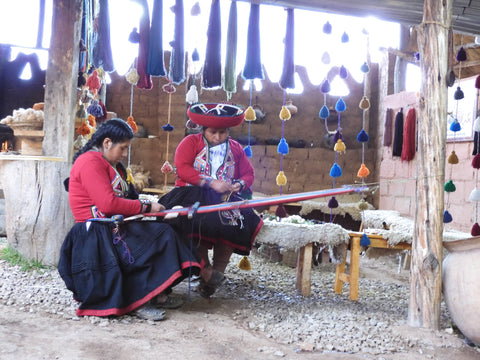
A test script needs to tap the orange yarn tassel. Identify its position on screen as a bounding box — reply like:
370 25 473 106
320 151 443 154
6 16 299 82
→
77 121 91 136
357 163 370 178
127 116 138 133
87 114 96 128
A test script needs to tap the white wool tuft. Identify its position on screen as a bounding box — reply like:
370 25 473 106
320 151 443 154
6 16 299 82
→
255 218 350 263
362 210 470 246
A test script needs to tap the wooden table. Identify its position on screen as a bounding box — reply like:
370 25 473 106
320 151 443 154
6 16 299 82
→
334 231 412 301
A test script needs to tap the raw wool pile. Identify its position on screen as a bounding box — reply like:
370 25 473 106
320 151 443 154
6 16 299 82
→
255 215 350 263
0 107 45 129
362 210 470 246
299 198 375 221
130 164 151 193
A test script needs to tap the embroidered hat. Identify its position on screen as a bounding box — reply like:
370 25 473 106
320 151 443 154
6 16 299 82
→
187 103 245 128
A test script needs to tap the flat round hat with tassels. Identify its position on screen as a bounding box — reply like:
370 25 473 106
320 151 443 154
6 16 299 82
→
187 103 245 128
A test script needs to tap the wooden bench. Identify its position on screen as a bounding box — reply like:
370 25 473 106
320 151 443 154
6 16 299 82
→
334 231 412 301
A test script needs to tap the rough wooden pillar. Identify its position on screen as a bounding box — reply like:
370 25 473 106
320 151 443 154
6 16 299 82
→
409 0 452 329
0 0 82 265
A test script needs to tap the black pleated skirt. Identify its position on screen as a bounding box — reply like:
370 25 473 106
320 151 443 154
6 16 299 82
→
58 220 202 317
159 186 263 255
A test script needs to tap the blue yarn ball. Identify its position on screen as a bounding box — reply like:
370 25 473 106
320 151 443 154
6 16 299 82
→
162 124 174 132
323 21 332 34
319 105 330 119
328 196 339 208
87 100 104 117
357 129 369 142
443 210 453 223
335 98 346 112
192 48 200 62
329 163 342 178
277 138 289 155
321 80 331 94
244 145 253 158
449 121 461 132
360 62 370 73
360 233 371 246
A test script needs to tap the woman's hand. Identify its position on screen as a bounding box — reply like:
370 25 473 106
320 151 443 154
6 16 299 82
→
210 179 234 194
151 202 165 212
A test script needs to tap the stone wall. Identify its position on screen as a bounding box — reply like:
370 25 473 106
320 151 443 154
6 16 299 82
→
104 52 379 197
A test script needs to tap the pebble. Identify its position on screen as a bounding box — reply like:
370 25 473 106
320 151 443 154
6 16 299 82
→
0 237 468 355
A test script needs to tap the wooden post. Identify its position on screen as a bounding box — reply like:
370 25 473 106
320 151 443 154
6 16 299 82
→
0 0 82 265
409 0 452 329
296 243 312 296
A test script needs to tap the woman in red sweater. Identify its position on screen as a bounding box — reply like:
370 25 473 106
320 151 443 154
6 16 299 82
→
58 119 202 321
159 103 263 298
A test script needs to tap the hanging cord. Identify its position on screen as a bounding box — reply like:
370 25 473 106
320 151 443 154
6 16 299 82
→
279 91 287 195
164 91 172 191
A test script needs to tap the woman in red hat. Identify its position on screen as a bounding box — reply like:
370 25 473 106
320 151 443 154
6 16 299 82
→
159 103 263 298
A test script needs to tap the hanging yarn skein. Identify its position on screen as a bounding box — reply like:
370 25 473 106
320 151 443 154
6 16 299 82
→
223 0 238 99
401 108 416 161
202 0 222 89
242 3 264 80
146 0 166 76
392 108 404 157
279 8 295 90
136 0 153 89
169 0 185 85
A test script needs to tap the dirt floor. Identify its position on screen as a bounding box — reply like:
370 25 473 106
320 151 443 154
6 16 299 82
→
1 242 479 360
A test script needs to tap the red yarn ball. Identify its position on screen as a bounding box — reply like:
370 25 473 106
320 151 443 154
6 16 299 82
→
471 222 480 236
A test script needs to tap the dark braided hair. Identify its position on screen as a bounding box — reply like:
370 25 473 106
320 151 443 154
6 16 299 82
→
72 118 134 163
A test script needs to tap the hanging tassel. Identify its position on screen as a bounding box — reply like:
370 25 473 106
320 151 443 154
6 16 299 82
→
444 179 456 192
359 96 370 110
339 65 348 79
475 75 480 89
329 163 342 177
319 105 330 119
169 0 186 85
356 129 369 142
244 145 253 157
456 47 467 62
357 163 370 178
360 62 370 73
335 98 346 112
469 187 480 202
279 106 291 121
277 138 289 154
276 171 287 186
77 120 91 136
471 223 480 236
146 0 166 76
242 3 264 80
127 116 138 133
392 109 404 157
238 256 252 271
360 233 370 246
472 154 480 169
443 210 453 223
202 0 221 88
87 100 104 117
449 120 461 132
87 114 96 128
245 106 256 121
320 80 331 94
322 21 332 34
454 86 464 100
161 160 174 174
328 196 339 209
275 204 288 218
125 67 140 85
186 85 198 104
224 0 238 97
279 8 295 90
341 31 349 43
334 139 346 153
321 52 331 64
447 150 459 164
86 70 101 93
162 124 174 131
401 108 416 161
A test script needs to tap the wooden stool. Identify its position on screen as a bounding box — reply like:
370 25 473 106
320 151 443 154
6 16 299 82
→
334 232 411 300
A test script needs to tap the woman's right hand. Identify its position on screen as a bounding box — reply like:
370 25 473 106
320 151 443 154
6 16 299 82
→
210 179 234 194
151 202 165 213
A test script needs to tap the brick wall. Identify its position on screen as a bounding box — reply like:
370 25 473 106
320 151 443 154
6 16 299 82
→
379 91 476 233
105 52 378 198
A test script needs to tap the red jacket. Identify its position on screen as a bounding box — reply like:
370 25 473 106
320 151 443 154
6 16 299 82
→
174 133 254 188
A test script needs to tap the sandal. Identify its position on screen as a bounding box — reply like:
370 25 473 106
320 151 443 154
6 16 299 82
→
134 304 166 321
196 271 226 299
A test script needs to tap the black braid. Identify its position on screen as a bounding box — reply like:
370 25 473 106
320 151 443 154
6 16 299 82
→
72 118 134 163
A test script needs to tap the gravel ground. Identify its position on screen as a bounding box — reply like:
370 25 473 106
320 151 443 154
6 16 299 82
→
0 236 478 359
